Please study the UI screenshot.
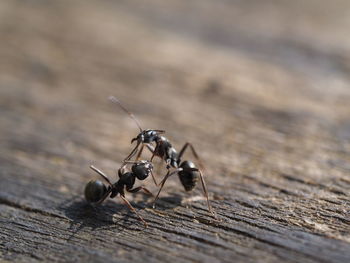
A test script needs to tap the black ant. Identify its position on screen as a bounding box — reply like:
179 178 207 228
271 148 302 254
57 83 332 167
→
84 160 156 227
109 96 216 218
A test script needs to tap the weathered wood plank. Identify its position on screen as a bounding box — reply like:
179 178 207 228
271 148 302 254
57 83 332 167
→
1 0 350 262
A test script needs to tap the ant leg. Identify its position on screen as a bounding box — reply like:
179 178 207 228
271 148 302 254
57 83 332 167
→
89 165 114 205
196 168 217 218
145 144 160 186
123 158 159 186
147 144 158 162
178 142 205 171
127 186 154 197
135 144 145 161
150 148 157 162
146 144 155 153
150 169 159 186
119 194 147 227
96 188 112 205
152 169 181 208
124 141 141 162
152 170 169 208
132 143 156 162
146 144 164 168
90 165 113 187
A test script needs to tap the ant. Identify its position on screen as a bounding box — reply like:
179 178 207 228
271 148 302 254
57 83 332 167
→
84 160 156 227
109 96 216 218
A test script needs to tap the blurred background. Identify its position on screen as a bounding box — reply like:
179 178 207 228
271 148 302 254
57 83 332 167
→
1 0 350 195
1 0 350 173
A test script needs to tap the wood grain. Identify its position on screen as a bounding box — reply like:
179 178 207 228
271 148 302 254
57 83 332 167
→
1 0 350 262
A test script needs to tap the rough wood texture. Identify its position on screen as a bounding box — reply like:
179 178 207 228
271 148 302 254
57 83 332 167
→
1 0 350 262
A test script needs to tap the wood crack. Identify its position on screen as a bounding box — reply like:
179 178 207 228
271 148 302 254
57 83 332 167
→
0 197 68 220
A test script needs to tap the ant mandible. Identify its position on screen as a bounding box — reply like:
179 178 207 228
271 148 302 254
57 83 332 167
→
109 96 216 218
84 160 155 227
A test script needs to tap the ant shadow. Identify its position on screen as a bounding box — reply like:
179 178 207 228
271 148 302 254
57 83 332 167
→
155 191 209 214
154 192 184 209
58 191 195 240
57 195 151 240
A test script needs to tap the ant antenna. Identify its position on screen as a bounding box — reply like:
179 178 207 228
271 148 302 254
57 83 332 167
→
90 165 113 187
109 96 143 132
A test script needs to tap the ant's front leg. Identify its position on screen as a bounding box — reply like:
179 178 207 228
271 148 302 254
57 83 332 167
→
134 143 156 162
135 144 145 161
124 141 141 162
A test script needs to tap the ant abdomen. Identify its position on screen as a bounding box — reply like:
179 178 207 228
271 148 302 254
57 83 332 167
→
84 180 107 203
178 161 199 191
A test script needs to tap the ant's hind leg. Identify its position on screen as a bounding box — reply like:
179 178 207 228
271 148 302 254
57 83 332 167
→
127 186 154 197
90 165 113 187
89 165 113 205
196 168 217 219
178 142 205 171
96 188 112 205
119 194 148 227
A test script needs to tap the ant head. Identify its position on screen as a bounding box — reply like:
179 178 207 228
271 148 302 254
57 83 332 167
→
84 180 108 203
132 160 154 180
131 129 165 144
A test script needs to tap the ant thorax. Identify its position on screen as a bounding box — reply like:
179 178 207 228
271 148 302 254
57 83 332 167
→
153 136 178 168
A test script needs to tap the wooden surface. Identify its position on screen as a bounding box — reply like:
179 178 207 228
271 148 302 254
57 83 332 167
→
1 0 350 262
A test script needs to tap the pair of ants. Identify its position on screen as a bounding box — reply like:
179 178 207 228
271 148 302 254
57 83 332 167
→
84 96 216 227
